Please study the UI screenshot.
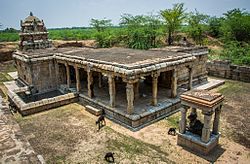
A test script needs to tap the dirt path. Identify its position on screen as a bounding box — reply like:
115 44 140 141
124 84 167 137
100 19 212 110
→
15 102 250 164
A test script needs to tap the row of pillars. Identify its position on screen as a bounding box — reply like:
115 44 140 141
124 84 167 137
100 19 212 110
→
63 63 193 115
179 106 222 143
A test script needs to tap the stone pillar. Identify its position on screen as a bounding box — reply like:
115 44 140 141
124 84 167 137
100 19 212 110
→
134 81 140 99
126 82 134 115
188 67 193 90
87 71 94 98
75 66 81 92
212 105 222 135
152 75 158 106
55 62 59 86
65 64 71 88
98 73 102 88
201 112 213 143
179 107 188 134
108 75 116 107
171 69 177 98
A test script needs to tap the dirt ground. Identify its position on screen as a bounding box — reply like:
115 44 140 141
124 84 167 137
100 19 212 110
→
0 61 249 163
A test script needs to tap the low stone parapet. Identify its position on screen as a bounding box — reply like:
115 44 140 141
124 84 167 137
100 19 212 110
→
207 60 250 82
7 90 78 116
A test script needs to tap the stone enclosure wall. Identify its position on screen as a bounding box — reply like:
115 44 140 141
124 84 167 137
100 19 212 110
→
207 60 250 82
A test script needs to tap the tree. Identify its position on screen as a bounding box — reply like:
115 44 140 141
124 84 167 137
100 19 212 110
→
187 10 209 45
208 17 222 38
90 18 112 32
160 3 186 45
120 14 164 49
221 9 250 42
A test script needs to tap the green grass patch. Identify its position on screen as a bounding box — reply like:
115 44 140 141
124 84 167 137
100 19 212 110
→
217 81 244 95
165 115 179 128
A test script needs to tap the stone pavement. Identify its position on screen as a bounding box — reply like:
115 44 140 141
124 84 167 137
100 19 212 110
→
0 96 44 164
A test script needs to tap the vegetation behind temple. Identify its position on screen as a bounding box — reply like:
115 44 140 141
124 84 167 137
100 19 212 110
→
0 4 250 65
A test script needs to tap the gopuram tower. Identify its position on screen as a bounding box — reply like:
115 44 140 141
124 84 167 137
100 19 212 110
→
19 12 52 50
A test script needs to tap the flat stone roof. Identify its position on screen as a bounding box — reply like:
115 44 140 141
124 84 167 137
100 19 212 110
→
15 46 208 66
180 90 224 109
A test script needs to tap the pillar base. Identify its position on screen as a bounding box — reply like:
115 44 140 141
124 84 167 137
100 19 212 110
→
177 131 220 155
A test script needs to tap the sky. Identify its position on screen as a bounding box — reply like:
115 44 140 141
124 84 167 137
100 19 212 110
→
0 0 250 29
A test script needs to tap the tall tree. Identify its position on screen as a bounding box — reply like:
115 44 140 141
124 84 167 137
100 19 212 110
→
90 18 112 32
187 10 209 45
221 9 250 42
160 3 186 45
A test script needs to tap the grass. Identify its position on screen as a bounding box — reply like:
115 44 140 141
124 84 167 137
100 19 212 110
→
165 114 179 128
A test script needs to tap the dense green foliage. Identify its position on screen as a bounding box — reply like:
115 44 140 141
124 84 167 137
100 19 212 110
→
220 42 250 65
1 4 250 65
186 10 209 45
120 14 165 49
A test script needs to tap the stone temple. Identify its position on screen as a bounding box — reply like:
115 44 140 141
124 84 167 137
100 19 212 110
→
7 13 209 131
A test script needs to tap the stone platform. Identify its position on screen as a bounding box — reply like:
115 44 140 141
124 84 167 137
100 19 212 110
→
79 93 181 131
177 131 220 155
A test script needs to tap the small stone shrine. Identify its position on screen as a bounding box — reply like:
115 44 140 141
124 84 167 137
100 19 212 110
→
177 89 224 154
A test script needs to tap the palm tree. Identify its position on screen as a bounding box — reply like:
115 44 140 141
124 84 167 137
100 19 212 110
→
161 3 186 45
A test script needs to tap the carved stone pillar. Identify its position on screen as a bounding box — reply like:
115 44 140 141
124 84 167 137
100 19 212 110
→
179 107 188 134
212 106 222 135
108 75 116 107
65 64 71 88
201 111 213 143
55 62 59 86
152 75 158 106
87 71 94 98
134 81 140 99
75 66 81 92
98 72 102 88
188 67 193 90
126 82 134 115
171 69 177 98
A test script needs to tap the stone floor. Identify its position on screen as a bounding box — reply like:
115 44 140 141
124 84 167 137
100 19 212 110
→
0 98 44 164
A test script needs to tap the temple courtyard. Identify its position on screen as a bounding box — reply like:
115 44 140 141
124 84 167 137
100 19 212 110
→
0 60 249 163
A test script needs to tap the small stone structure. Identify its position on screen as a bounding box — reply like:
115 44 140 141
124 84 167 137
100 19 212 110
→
177 90 224 154
7 13 210 131
19 12 52 50
207 60 250 82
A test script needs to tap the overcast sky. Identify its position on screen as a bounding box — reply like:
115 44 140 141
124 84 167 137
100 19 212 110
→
1 0 250 29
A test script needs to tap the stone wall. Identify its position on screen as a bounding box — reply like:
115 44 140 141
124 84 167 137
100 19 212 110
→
15 59 58 93
178 54 208 88
207 60 250 82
